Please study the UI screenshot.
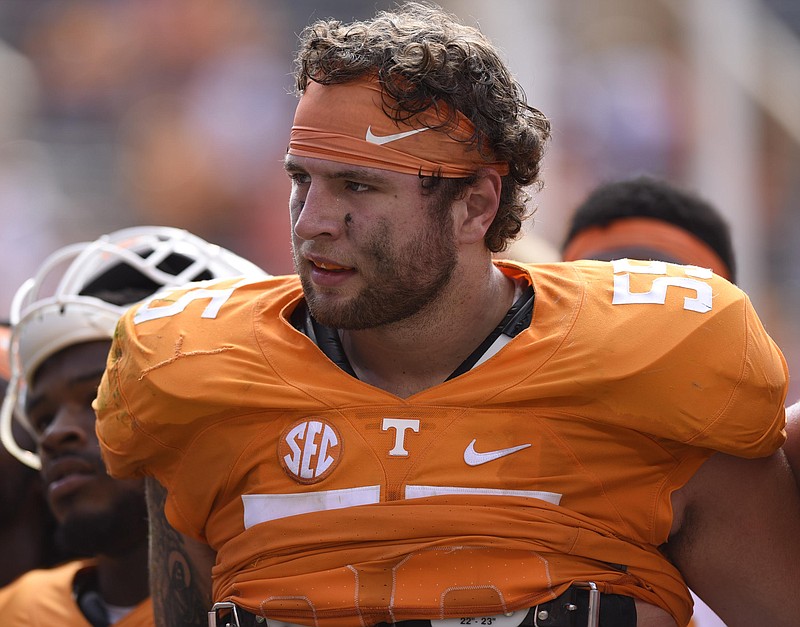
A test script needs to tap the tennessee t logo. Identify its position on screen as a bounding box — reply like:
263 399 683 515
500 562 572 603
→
382 418 420 457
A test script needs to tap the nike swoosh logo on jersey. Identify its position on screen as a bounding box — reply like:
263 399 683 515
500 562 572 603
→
463 439 531 466
365 125 430 145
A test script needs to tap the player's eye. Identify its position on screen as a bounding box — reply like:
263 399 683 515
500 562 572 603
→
29 412 53 435
288 172 311 185
345 181 371 192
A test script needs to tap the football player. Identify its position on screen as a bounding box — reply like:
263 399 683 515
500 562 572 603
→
94 4 800 627
561 175 736 283
0 322 62 586
560 176 742 627
0 226 267 625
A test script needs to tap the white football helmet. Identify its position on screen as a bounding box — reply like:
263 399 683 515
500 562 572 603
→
0 225 269 469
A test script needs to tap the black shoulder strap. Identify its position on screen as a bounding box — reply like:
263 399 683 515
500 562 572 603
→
445 284 534 380
291 302 357 377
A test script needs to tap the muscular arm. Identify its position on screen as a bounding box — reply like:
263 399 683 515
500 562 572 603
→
146 478 216 627
666 451 800 627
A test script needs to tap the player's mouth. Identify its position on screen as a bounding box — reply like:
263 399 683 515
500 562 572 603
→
44 457 98 502
306 256 356 286
314 260 352 271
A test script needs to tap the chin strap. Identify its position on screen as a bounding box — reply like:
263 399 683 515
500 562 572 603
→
0 373 40 470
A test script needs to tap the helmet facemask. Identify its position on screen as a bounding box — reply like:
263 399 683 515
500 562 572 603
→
0 226 268 469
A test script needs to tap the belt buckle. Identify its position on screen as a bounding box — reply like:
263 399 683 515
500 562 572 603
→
532 582 600 627
208 601 242 627
572 582 600 627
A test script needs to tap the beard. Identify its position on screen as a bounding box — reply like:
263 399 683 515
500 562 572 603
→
54 481 148 558
299 200 458 330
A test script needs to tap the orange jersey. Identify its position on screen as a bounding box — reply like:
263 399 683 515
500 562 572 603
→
95 260 787 627
0 560 154 625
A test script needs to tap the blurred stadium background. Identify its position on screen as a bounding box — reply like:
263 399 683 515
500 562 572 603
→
0 0 797 401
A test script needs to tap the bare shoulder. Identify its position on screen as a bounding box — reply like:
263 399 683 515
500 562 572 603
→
667 451 800 626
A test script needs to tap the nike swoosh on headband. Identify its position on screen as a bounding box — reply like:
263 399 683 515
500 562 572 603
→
463 439 532 466
365 125 430 145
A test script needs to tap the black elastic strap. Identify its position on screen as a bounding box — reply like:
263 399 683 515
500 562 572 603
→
290 302 357 377
445 284 534 380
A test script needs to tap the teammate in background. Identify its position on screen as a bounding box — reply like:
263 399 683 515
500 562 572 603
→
560 176 741 627
561 175 735 282
560 176 800 499
0 322 63 587
0 227 267 625
94 4 800 627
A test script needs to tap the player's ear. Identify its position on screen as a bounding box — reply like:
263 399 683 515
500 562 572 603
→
454 168 502 245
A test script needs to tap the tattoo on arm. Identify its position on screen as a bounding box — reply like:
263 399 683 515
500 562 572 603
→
146 478 212 627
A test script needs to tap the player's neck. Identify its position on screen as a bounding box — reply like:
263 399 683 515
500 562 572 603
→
340 263 516 398
94 539 149 607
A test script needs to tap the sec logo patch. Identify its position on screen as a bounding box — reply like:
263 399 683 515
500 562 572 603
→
279 418 342 483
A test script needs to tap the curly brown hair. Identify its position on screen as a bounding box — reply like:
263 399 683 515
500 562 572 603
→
293 1 551 252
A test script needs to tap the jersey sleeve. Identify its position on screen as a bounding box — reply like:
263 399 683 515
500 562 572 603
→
95 277 267 482
691 289 787 454
94 309 176 481
563 260 788 457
